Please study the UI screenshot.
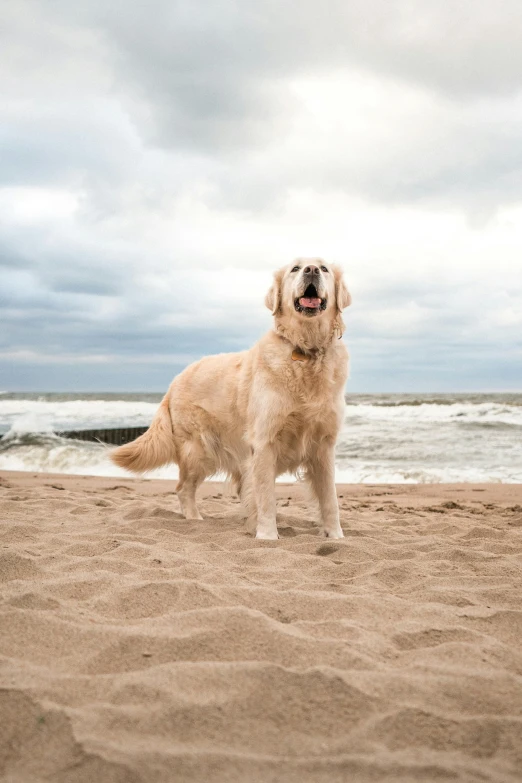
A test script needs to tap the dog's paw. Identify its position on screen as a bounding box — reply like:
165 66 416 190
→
255 530 279 540
322 528 344 539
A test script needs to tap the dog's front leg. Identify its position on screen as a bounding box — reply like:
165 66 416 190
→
307 440 344 539
251 442 278 539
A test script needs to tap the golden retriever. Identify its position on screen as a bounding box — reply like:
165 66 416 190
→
111 259 351 539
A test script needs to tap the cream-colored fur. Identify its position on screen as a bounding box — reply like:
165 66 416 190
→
111 259 351 539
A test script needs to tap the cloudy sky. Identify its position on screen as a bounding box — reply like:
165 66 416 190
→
2 0 522 392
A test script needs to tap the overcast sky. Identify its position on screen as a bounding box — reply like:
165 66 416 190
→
1 0 522 392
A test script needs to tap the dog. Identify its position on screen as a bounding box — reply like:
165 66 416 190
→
111 259 351 539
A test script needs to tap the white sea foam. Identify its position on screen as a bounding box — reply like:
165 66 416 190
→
0 398 159 434
1 440 519 483
0 438 180 479
334 465 520 484
345 401 522 427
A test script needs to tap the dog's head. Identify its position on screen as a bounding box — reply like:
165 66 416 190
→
265 259 351 323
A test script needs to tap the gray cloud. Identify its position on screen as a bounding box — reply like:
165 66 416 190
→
78 0 522 156
1 0 522 391
3 0 522 210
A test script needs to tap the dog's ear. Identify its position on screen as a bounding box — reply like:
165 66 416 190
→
265 269 283 315
333 264 351 311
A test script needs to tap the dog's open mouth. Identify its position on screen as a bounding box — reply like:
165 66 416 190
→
294 284 327 314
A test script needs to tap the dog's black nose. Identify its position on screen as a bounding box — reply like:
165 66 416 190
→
303 265 320 275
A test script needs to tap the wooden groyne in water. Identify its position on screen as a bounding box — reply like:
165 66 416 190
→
58 427 148 446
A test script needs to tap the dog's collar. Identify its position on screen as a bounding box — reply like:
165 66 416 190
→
277 334 321 363
291 348 310 363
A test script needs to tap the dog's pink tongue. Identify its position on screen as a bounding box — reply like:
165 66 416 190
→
299 297 321 308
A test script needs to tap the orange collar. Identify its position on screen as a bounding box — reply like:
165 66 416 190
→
291 348 310 362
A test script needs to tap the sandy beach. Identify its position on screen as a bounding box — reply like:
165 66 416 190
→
1 471 521 782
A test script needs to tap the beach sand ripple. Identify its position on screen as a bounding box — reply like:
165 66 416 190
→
1 472 521 782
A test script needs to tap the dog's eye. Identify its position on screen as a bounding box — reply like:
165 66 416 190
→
321 265 328 273
291 266 300 272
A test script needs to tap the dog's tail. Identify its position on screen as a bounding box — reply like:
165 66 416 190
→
110 395 176 474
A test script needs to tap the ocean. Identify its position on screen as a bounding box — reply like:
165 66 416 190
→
0 392 521 483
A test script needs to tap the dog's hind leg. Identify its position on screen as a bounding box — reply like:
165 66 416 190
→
176 470 205 520
238 460 258 535
231 470 243 497
176 442 210 520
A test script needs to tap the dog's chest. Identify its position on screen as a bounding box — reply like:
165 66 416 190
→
286 355 342 402
275 403 340 469
282 376 342 440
